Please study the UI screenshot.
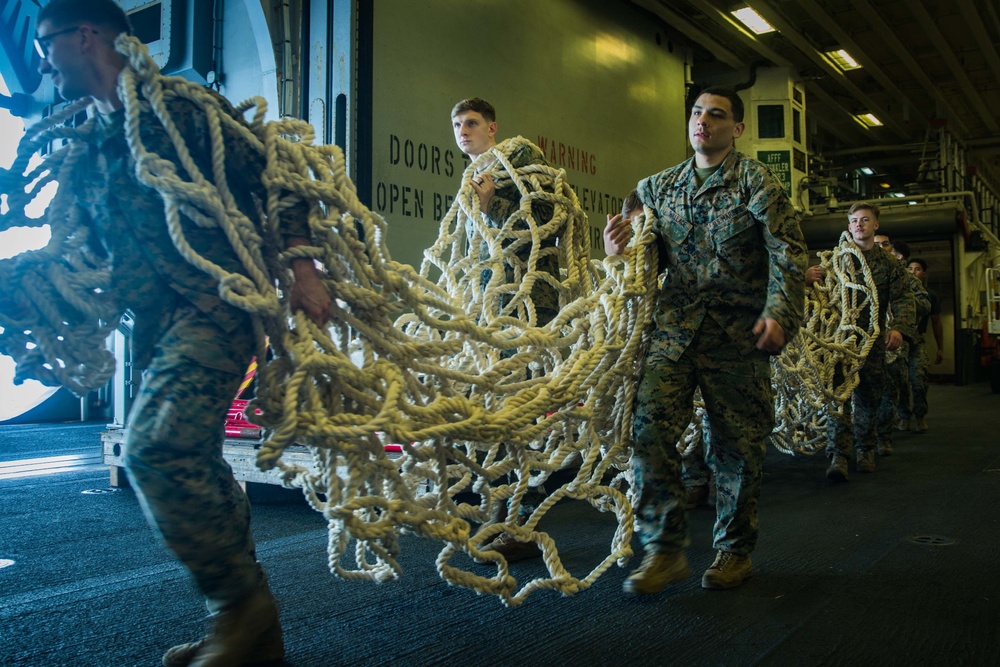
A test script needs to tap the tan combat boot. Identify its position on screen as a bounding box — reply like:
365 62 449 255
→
701 551 753 590
162 589 284 667
623 550 691 595
856 449 876 472
480 513 542 562
826 454 849 482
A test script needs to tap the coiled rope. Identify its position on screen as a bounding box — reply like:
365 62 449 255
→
0 37 879 603
769 232 880 455
0 37 663 606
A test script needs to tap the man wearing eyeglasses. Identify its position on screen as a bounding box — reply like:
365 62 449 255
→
806 203 917 481
26 1 331 664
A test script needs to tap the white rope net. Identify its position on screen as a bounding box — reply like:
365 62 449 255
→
0 98 119 395
0 37 882 604
768 232 881 455
0 38 665 607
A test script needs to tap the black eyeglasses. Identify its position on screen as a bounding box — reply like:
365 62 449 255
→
34 25 82 59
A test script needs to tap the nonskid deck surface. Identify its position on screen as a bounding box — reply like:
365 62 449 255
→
1 382 998 666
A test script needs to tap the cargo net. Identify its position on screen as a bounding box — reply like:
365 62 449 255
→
0 37 665 607
768 232 880 455
0 36 879 604
0 103 120 394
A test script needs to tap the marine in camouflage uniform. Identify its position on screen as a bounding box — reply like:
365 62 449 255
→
72 91 310 614
452 101 561 557
632 147 806 558
900 283 941 424
469 140 558 521
33 3 325 662
466 139 561 327
877 266 931 447
826 239 917 468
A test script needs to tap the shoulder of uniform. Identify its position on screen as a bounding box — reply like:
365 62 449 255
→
500 136 547 167
651 160 688 184
730 151 772 181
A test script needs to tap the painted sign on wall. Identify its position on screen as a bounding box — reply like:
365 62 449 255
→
757 150 792 193
369 0 688 271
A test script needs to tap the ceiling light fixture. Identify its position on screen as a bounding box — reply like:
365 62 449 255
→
859 167 875 175
730 6 776 35
854 113 883 128
825 49 862 71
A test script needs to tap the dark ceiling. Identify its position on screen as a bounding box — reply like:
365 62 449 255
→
632 0 1000 213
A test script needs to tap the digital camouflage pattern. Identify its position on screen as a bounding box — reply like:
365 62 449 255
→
880 342 909 439
878 265 929 439
899 289 940 420
827 246 916 458
681 410 711 489
906 270 932 321
636 150 807 361
81 95 306 368
466 140 560 326
632 151 805 555
67 91 301 611
633 320 774 554
124 304 260 613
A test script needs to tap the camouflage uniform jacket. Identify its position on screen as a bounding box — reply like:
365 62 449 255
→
72 92 307 367
466 140 560 319
636 149 807 360
905 269 932 320
857 246 917 345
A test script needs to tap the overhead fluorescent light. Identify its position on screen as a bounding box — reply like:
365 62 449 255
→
854 113 883 128
859 167 875 175
889 192 907 198
825 49 862 71
731 6 776 35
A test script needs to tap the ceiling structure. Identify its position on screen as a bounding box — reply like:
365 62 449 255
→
631 0 1000 223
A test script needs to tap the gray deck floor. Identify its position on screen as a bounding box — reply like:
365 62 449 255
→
1 382 998 666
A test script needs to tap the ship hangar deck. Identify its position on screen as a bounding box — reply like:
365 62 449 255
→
1 381 998 667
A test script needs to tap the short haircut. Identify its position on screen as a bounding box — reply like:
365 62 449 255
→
451 98 495 123
909 258 928 271
622 190 641 216
848 202 880 219
892 240 911 260
696 86 744 123
39 0 132 36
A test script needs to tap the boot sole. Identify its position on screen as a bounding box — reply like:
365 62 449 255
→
826 468 848 482
701 570 753 590
622 567 691 595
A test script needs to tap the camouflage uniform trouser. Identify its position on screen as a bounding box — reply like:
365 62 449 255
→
632 319 774 555
123 303 262 613
899 343 929 419
877 347 908 444
827 344 887 458
681 410 711 489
